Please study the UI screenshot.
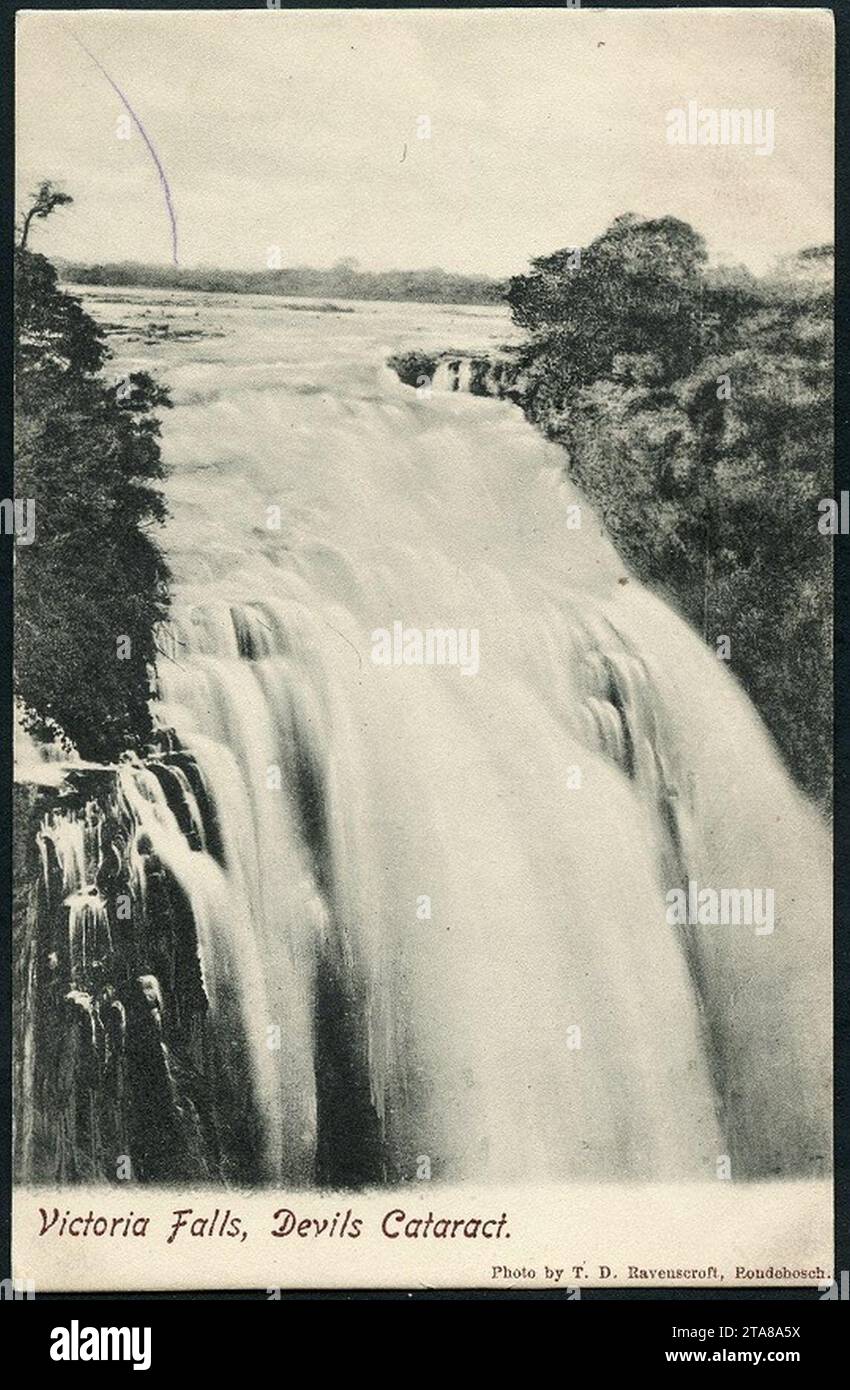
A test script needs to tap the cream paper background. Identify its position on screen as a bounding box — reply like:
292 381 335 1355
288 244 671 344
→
14 1181 834 1292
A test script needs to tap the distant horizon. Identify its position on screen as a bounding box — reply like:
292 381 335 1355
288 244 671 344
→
47 234 834 285
51 252 505 280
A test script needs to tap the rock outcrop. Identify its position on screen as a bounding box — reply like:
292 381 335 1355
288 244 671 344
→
13 755 264 1187
388 347 529 401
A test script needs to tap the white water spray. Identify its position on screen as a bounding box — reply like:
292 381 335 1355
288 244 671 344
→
39 290 830 1184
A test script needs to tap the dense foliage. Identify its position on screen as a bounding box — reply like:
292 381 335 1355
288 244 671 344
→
15 243 171 760
507 215 833 807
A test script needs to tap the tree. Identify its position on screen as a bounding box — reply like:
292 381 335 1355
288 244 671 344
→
18 180 74 251
15 187 172 761
506 215 710 412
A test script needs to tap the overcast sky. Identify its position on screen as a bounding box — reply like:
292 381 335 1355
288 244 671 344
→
16 7 834 277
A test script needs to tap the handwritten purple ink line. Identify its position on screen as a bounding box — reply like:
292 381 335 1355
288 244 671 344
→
69 30 179 266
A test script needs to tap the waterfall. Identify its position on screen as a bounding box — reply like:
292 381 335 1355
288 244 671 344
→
431 359 458 392
430 357 475 393
150 369 831 1183
15 296 831 1187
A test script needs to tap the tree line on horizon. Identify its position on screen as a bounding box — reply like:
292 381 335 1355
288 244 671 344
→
57 256 505 305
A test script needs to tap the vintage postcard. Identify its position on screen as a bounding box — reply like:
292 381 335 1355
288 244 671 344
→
11 6 834 1293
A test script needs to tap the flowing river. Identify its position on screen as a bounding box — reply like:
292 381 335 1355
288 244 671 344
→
24 285 831 1187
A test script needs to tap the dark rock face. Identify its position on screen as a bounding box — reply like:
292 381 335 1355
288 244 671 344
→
388 348 529 401
13 762 264 1187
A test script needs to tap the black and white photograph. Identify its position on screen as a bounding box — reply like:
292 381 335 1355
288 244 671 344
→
9 4 836 1294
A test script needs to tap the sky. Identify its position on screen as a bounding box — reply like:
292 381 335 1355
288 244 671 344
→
16 7 834 278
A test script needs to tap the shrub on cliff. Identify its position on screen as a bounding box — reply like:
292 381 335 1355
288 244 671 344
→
15 193 171 761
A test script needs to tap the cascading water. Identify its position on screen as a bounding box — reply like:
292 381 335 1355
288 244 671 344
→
16 290 830 1188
